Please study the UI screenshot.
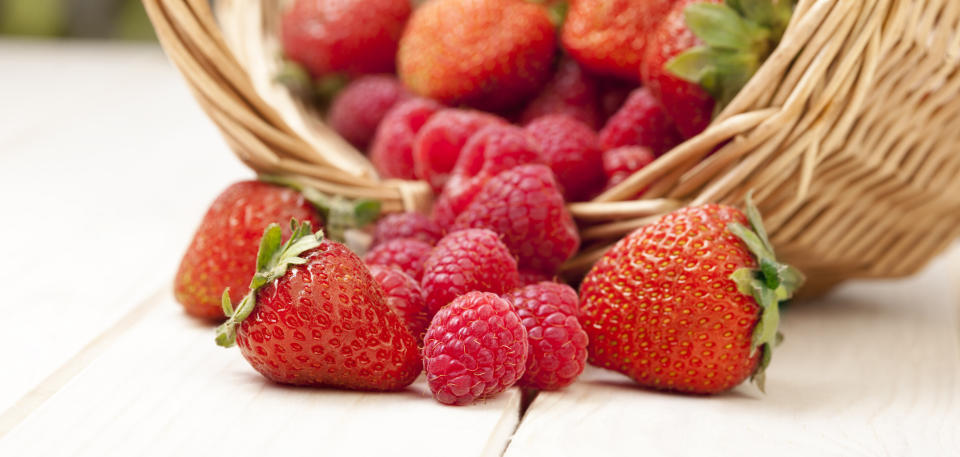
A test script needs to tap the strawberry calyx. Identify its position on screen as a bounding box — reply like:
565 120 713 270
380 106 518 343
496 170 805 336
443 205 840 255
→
215 219 323 347
259 174 380 243
666 0 795 113
727 193 804 392
274 59 348 106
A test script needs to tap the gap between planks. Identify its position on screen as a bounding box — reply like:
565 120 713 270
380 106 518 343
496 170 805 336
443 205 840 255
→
0 286 166 438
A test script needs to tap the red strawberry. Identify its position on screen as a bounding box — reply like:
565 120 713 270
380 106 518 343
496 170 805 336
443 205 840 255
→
398 0 556 111
413 109 506 192
216 221 421 390
525 114 605 201
174 181 322 320
580 201 803 393
560 0 675 80
370 265 430 340
434 124 544 225
364 238 433 281
603 146 656 190
598 87 683 156
370 97 442 180
641 0 793 138
421 229 521 315
424 291 527 405
505 282 588 390
372 212 443 247
328 75 409 150
520 58 602 129
281 0 411 78
453 164 580 275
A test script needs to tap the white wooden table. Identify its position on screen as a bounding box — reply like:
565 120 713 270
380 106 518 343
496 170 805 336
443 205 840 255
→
1 40 958 456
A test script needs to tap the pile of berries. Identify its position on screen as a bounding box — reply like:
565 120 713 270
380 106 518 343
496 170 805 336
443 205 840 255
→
173 0 800 404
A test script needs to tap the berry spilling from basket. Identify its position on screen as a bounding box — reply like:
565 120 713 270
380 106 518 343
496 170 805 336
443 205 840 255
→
173 0 803 404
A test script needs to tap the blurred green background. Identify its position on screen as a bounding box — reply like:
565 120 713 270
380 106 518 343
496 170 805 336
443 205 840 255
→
0 0 155 40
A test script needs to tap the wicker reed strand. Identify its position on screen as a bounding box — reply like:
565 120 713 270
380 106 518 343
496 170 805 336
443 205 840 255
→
144 0 960 294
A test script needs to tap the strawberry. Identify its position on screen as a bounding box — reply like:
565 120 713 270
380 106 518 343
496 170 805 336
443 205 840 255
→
328 75 409 150
519 58 603 129
560 0 675 81
452 164 580 275
598 87 683 156
370 97 443 180
281 0 411 78
525 114 605 201
579 199 803 393
397 0 556 111
174 181 323 320
413 109 506 192
641 0 794 138
216 221 421 390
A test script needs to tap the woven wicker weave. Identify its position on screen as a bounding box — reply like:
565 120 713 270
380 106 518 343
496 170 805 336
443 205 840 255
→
144 0 960 294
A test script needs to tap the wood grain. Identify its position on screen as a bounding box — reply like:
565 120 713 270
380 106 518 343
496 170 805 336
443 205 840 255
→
0 291 521 457
506 247 960 457
0 41 248 415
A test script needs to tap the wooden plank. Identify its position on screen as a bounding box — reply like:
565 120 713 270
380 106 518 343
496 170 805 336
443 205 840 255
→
506 246 960 456
0 41 249 415
0 290 522 456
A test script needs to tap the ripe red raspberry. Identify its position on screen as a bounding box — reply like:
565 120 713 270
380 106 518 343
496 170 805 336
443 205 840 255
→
369 265 430 340
520 58 602 129
518 270 553 287
434 125 544 225
598 87 683 156
505 282 588 390
413 109 506 192
281 0 410 77
424 291 528 405
370 97 442 180
421 229 521 315
328 75 409 150
453 165 580 275
525 114 605 201
364 238 432 281
598 78 635 121
372 212 442 246
603 146 656 190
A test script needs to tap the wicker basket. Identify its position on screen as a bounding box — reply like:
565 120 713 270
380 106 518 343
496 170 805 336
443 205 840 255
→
144 0 960 294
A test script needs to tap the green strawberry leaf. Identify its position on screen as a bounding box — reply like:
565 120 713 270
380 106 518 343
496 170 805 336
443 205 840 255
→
685 3 760 51
216 219 324 348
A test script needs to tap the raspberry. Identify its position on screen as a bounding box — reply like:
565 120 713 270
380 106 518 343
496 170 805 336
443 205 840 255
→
364 238 432 281
504 283 588 390
281 0 410 77
434 125 544 225
598 78 634 121
424 291 528 405
421 229 521 315
370 98 442 180
518 270 553 287
453 165 580 275
328 75 409 150
598 87 683 156
525 114 605 201
520 58 602 129
369 265 430 340
603 146 656 189
413 109 506 192
372 212 442 246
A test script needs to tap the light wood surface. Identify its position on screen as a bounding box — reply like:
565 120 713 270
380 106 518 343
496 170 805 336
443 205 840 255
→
2 40 959 456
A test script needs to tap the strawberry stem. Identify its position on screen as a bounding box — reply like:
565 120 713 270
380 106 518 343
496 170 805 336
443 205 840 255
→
259 174 381 243
215 220 324 347
728 192 804 392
